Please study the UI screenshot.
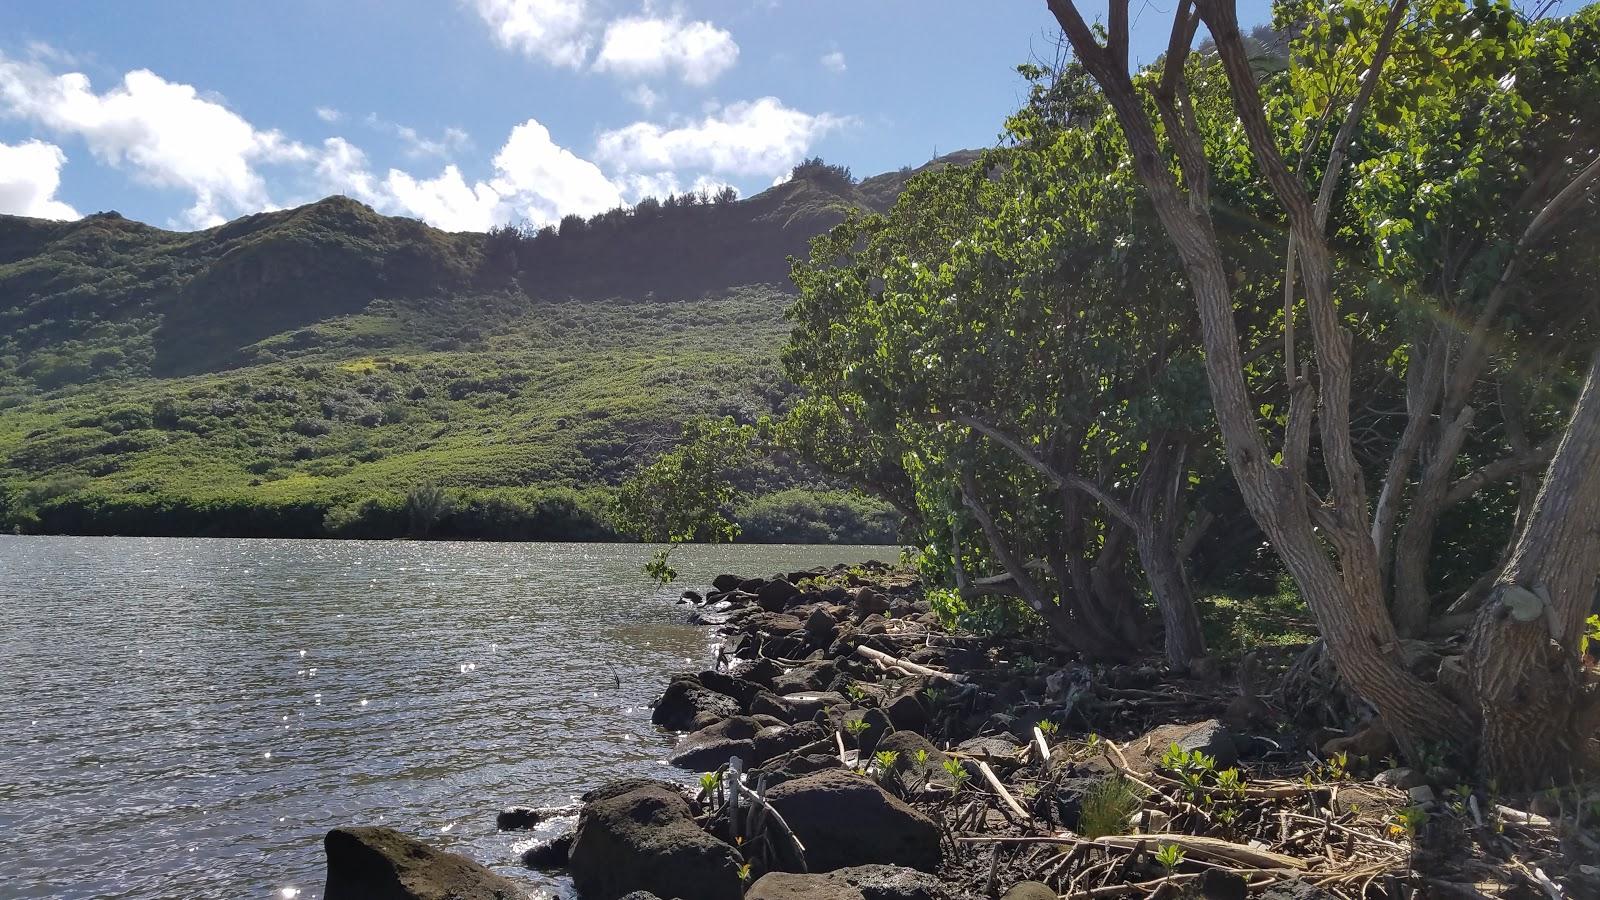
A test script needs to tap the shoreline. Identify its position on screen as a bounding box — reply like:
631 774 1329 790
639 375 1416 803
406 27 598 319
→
318 562 1592 899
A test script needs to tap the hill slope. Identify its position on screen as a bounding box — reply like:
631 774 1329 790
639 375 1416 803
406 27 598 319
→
0 154 976 539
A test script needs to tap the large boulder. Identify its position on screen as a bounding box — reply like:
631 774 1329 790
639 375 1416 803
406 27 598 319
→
696 669 765 708
712 573 744 592
747 872 867 900
753 721 828 764
667 716 760 770
567 780 743 900
754 751 845 786
781 691 848 722
830 864 951 900
495 805 570 831
756 579 802 612
764 770 941 873
322 826 528 900
519 832 572 870
875 731 955 794
652 677 740 732
1136 719 1239 770
882 689 930 733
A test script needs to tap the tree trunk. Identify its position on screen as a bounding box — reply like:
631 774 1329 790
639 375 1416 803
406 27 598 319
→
1136 524 1207 669
1467 351 1600 787
1045 0 1473 755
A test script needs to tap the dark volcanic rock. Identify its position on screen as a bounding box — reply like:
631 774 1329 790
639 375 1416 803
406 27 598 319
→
753 721 828 764
696 669 764 707
756 579 802 612
667 716 760 770
1138 719 1239 770
568 780 742 900
882 688 930 732
728 657 782 688
712 574 743 592
323 826 527 900
496 805 569 831
830 864 952 900
519 832 572 870
842 707 892 756
781 691 847 722
755 751 845 785
765 770 941 873
953 734 1023 763
749 690 796 722
746 872 866 900
875 731 954 792
652 677 740 732
1000 883 1056 900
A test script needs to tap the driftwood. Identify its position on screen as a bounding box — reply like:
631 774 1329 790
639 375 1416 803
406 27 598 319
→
853 644 967 684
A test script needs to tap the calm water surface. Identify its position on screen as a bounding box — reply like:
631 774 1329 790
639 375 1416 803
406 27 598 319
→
0 536 897 899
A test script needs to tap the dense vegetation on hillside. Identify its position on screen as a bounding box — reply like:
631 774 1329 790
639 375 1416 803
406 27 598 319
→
627 0 1600 784
0 154 973 539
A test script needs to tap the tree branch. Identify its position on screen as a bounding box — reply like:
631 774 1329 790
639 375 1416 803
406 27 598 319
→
955 415 1138 528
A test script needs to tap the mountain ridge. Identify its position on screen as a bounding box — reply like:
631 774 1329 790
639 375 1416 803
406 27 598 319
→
0 151 979 539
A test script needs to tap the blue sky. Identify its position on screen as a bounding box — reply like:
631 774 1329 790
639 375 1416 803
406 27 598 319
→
0 0 1273 232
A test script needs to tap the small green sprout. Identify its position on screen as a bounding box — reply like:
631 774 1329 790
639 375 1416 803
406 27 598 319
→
844 717 870 737
874 750 900 772
1037 719 1060 737
943 756 970 785
1154 843 1185 869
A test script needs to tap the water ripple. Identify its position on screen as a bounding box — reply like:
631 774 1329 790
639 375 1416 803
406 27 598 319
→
0 536 893 899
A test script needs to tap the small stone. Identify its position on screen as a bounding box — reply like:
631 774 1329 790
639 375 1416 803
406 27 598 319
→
1407 784 1436 805
1372 767 1423 790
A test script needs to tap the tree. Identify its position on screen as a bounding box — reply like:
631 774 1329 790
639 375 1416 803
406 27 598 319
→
1043 0 1600 781
781 70 1279 667
403 481 452 539
614 419 755 582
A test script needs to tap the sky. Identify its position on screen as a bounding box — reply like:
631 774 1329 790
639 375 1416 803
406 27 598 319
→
0 0 1275 233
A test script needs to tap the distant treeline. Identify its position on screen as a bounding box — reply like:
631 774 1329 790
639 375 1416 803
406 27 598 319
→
1 484 898 544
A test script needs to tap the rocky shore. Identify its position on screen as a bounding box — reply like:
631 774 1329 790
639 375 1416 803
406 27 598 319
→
318 562 1594 899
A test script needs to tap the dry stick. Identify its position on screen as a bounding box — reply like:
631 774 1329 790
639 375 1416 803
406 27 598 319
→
975 759 1033 824
1033 726 1053 763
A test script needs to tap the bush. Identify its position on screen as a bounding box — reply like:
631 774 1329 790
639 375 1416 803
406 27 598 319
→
737 489 899 544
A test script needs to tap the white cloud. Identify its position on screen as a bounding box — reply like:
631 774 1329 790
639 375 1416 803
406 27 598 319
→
369 115 472 159
488 118 622 222
383 165 502 231
312 117 621 230
628 84 659 110
0 139 80 220
820 50 846 74
469 0 592 67
315 105 342 123
594 14 739 85
595 97 848 178
0 53 308 227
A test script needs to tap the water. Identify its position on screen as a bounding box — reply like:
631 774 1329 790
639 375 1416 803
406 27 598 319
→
0 536 897 899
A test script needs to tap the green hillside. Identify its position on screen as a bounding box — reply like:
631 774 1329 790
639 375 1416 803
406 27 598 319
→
0 155 972 540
